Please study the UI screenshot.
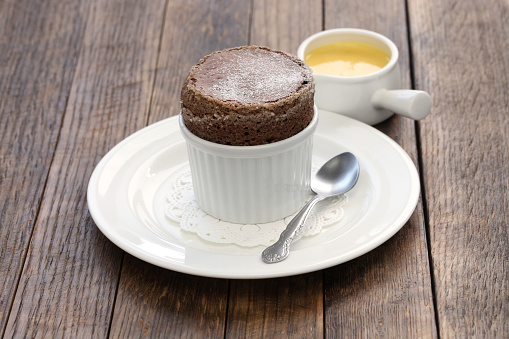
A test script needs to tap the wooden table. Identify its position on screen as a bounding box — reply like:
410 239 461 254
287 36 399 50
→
1 0 507 337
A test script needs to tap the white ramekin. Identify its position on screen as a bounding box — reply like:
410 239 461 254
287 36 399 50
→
179 106 318 224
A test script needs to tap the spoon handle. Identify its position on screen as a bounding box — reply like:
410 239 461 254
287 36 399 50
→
261 195 322 263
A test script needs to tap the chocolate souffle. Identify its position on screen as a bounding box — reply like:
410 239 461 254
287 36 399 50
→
180 46 315 146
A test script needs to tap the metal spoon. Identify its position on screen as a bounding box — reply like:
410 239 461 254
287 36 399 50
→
261 152 360 264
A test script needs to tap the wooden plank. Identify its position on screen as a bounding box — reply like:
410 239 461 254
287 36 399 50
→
110 256 229 338
249 0 322 55
108 0 250 337
408 0 509 337
0 0 89 333
147 0 253 123
322 0 437 337
224 1 324 338
227 275 323 338
2 0 167 337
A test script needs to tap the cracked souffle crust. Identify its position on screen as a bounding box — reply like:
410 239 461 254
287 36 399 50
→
180 46 315 146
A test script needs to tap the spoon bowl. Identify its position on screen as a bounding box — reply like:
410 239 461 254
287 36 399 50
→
311 152 360 197
262 152 360 263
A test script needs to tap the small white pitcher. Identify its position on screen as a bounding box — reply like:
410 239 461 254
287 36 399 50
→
297 28 431 125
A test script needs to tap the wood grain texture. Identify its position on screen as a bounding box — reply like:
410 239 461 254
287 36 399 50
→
224 1 324 338
108 0 250 337
409 0 509 337
249 0 323 54
110 256 229 338
0 0 89 333
2 0 166 337
147 0 252 123
227 274 323 338
323 0 437 337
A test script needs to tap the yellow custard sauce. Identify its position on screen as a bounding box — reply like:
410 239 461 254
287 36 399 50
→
305 41 390 76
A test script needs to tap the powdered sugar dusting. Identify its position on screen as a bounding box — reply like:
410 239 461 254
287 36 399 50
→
192 47 309 104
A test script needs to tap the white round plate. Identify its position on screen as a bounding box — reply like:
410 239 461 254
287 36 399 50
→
87 109 420 279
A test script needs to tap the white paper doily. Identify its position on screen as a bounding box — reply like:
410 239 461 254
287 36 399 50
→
165 165 348 247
